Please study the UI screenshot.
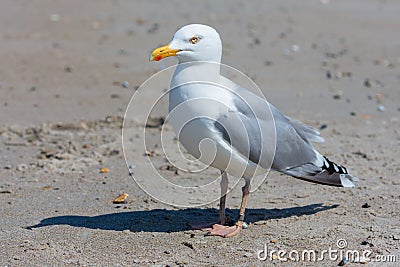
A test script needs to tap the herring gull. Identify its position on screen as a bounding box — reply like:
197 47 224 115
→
150 24 358 237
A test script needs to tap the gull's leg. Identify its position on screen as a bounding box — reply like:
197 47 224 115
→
233 178 251 230
189 171 229 230
218 171 228 224
207 178 251 238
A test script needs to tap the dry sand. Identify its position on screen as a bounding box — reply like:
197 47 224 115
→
0 0 399 266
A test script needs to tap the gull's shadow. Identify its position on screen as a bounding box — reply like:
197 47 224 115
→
26 203 338 233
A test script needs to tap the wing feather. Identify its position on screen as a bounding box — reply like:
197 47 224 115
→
215 77 323 172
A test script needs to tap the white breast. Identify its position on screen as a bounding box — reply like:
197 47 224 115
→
167 64 265 178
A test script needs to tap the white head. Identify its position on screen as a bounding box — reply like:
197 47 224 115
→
150 24 222 63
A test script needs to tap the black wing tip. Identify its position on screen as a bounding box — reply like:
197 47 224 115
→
322 156 348 175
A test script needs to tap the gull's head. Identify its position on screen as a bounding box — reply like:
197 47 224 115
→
150 24 222 63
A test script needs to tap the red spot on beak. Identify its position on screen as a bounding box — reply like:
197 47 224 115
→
155 55 162 61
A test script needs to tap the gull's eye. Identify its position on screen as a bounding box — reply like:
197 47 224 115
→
189 36 199 44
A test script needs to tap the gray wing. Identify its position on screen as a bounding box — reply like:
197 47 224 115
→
216 76 324 171
269 104 323 171
214 76 357 187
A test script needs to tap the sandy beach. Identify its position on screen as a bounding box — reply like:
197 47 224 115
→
0 0 399 266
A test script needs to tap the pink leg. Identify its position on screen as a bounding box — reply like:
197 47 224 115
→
207 179 250 238
189 171 229 229
218 170 229 224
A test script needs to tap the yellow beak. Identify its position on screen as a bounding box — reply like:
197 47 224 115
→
150 44 180 61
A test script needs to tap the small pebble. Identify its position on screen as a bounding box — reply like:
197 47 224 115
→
333 91 343 100
128 164 136 170
121 81 129 88
362 203 371 208
350 112 357 116
361 240 374 246
243 252 252 258
16 164 28 171
182 241 194 250
326 70 332 79
333 94 342 100
145 150 154 157
242 222 248 229
319 124 327 130
338 257 348 266
377 105 385 112
64 66 73 73
145 116 165 128
364 79 372 88
4 165 12 169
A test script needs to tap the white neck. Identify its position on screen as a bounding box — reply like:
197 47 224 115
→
171 61 221 89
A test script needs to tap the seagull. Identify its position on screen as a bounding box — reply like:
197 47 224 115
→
150 24 358 238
